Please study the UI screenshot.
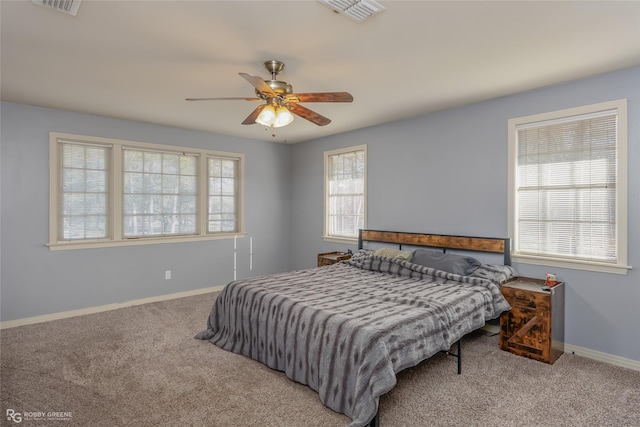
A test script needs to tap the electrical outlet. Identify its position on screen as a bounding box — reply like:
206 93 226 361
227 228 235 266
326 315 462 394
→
165 270 171 280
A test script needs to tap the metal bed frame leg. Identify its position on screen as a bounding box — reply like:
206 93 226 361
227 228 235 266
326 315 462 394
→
445 339 462 375
368 411 380 427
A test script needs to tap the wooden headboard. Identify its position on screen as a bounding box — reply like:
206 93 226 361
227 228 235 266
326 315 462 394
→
358 229 511 265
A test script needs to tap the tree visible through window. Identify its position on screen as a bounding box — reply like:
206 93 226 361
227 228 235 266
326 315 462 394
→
123 149 198 237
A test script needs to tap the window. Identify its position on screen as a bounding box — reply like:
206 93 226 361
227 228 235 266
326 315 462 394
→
49 133 244 249
324 145 366 241
123 149 198 237
59 142 110 240
508 99 628 274
207 157 239 233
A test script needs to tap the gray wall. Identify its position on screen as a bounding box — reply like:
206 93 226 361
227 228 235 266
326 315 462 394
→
0 102 291 321
2 66 638 362
290 66 640 362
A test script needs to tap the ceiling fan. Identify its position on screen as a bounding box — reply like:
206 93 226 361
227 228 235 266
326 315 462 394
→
186 60 353 128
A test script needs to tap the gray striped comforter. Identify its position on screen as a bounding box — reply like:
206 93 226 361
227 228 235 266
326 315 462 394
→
196 253 511 426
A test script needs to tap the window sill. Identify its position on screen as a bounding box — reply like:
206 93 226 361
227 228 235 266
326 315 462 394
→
322 235 358 245
47 233 246 251
512 254 631 275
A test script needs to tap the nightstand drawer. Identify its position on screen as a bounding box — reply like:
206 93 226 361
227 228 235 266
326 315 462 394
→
317 251 351 267
501 286 549 310
501 306 550 361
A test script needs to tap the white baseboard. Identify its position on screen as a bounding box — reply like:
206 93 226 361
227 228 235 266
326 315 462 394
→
0 285 225 330
564 343 640 372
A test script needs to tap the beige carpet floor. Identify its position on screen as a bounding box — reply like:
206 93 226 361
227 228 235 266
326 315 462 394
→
1 291 639 427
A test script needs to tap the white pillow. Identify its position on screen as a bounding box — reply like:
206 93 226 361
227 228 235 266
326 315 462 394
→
372 247 412 261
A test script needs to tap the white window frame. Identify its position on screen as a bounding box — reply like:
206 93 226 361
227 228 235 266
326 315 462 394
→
323 144 367 243
49 132 245 250
508 99 629 274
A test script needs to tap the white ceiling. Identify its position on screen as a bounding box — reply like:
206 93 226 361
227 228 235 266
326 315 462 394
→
2 1 639 144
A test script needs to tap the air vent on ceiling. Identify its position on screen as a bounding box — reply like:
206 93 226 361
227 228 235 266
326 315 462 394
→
318 0 385 22
32 0 82 16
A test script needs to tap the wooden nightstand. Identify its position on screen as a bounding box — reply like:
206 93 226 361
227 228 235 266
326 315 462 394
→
317 251 351 267
499 277 565 364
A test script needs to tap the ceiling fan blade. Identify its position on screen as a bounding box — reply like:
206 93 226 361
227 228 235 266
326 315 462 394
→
286 92 353 103
186 97 261 101
242 104 266 125
239 72 275 97
287 104 331 126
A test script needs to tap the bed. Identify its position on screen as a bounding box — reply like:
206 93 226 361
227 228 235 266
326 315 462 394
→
195 230 514 427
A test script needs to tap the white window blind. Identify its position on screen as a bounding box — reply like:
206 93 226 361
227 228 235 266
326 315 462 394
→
207 157 239 233
325 146 366 239
510 99 628 273
123 148 198 237
58 141 110 240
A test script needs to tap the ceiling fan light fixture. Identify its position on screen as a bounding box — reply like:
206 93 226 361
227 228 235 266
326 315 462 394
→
273 107 294 128
256 105 276 127
187 60 352 127
256 105 294 128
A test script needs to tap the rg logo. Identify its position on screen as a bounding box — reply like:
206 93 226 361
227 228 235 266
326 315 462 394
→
6 409 22 423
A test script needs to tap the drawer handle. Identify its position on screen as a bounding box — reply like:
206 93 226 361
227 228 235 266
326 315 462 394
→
514 295 535 305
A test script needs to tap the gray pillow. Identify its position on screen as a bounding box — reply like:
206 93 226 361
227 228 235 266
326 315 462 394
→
411 249 481 275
